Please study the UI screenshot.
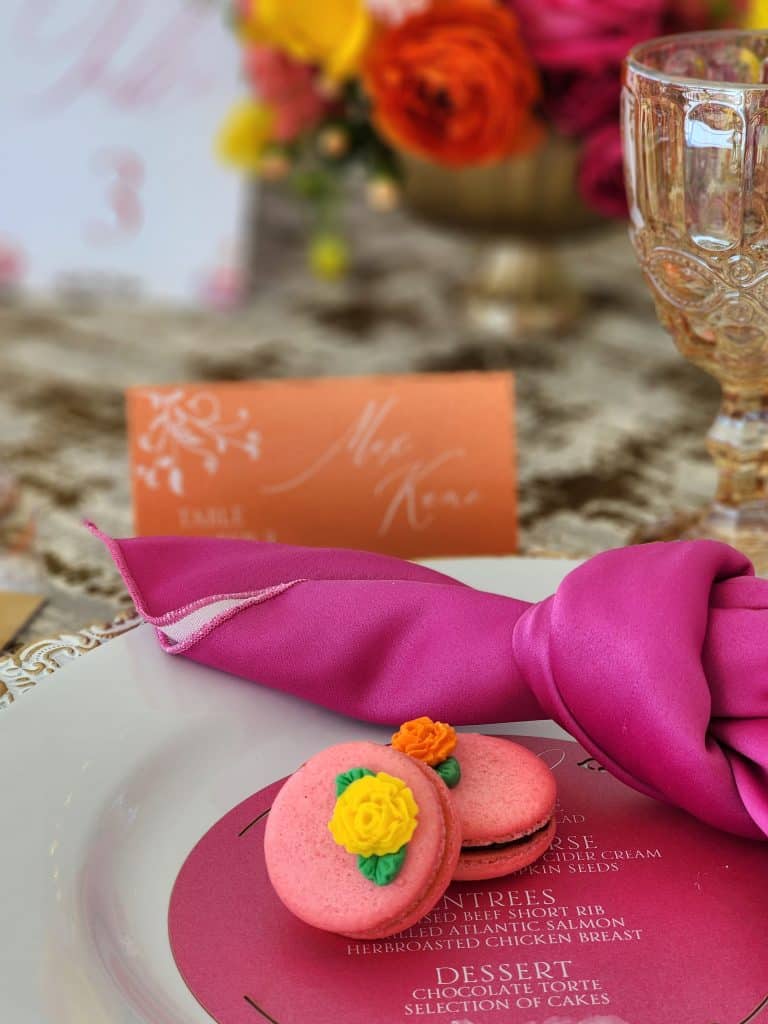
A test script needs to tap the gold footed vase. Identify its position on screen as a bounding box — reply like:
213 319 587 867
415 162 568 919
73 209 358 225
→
402 136 604 341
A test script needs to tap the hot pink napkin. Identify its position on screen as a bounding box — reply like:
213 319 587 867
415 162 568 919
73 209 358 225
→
89 523 768 842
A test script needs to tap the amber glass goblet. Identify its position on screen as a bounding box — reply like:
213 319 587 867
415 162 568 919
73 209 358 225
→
623 30 768 568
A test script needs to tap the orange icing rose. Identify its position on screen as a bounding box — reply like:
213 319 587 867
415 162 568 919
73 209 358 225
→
392 716 457 766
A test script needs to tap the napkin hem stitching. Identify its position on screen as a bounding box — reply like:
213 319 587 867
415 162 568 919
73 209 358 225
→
154 581 304 655
86 521 306 650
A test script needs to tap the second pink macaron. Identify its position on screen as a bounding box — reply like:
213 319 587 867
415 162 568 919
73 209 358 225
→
391 718 557 881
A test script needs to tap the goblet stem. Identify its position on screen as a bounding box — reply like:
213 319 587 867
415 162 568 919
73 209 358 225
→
704 389 768 533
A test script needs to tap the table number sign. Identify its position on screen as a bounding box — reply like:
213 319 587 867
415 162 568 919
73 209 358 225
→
127 372 518 558
0 0 242 304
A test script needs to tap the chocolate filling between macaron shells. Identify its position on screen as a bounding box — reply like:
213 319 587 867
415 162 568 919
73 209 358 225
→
460 817 554 855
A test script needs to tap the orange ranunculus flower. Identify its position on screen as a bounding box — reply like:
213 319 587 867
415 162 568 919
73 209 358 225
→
363 0 543 167
392 716 457 766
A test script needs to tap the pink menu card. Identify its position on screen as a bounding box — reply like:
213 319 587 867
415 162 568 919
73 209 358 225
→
169 735 767 1024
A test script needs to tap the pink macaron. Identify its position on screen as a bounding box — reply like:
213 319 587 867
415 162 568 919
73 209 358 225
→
264 740 461 939
390 717 557 882
449 733 557 880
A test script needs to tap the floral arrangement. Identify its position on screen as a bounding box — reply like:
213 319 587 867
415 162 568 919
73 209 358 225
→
220 0 743 277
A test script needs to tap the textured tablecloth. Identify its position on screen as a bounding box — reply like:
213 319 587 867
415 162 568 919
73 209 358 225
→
0 198 719 647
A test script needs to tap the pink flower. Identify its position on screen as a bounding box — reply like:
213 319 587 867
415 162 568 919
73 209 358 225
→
245 47 329 143
510 0 665 71
545 67 621 137
200 264 246 311
578 122 628 219
0 239 25 286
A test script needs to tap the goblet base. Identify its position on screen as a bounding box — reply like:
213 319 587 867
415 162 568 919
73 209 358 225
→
631 504 768 577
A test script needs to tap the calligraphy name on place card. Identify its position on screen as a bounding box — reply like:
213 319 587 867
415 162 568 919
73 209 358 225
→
127 373 517 558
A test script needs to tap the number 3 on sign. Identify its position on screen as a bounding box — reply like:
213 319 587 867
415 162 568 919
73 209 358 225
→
85 147 145 244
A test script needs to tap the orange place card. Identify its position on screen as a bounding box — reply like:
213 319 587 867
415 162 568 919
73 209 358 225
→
127 372 517 559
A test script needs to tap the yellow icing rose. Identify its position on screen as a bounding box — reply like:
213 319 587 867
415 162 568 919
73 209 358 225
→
329 771 418 857
241 0 372 81
216 100 274 173
391 716 457 767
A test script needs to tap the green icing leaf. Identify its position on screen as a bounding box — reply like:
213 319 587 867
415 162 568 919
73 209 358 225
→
335 767 375 797
357 846 408 886
435 757 461 789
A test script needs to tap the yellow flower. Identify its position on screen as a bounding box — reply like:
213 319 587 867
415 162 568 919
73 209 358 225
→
745 1 768 28
216 100 274 174
308 234 349 280
392 716 457 767
329 771 419 857
243 0 372 81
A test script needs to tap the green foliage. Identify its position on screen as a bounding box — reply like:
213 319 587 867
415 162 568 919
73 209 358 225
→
434 757 461 789
357 846 408 886
335 767 375 797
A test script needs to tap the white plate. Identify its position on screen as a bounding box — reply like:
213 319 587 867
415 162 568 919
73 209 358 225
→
0 557 578 1023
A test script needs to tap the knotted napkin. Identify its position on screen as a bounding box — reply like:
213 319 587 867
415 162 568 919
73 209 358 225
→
89 523 768 842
